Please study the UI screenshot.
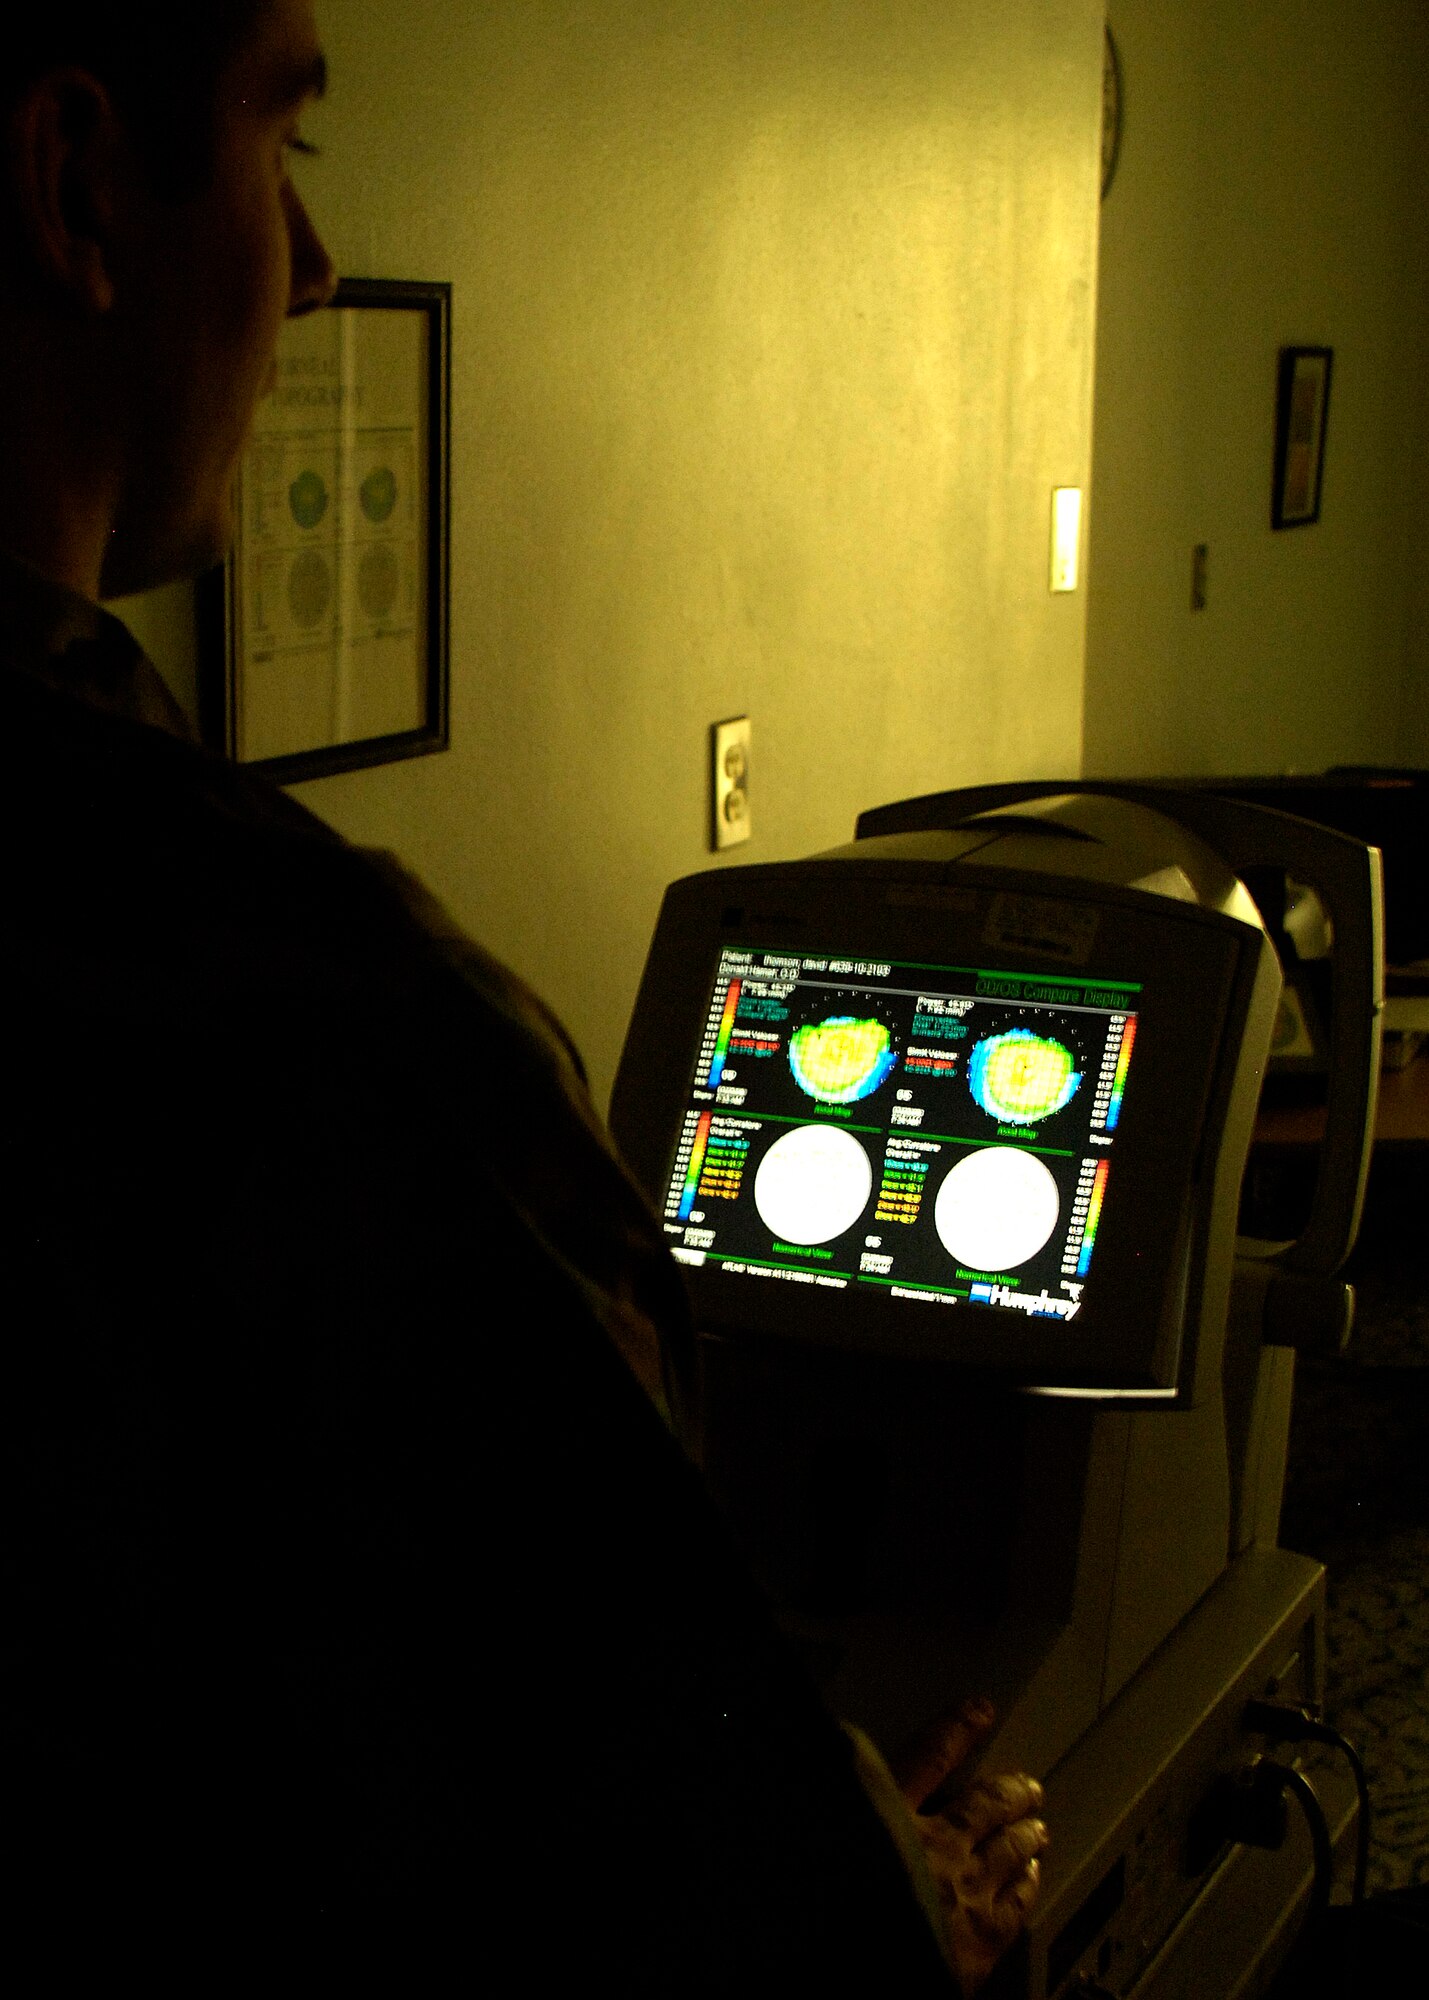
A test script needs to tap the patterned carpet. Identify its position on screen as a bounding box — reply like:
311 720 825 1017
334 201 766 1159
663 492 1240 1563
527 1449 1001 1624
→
1278 1154 1429 1897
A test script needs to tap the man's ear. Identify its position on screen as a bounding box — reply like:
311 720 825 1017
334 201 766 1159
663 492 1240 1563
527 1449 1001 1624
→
5 68 125 314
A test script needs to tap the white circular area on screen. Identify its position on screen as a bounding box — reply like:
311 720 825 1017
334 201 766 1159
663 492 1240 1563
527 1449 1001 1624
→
934 1148 1060 1271
753 1124 873 1245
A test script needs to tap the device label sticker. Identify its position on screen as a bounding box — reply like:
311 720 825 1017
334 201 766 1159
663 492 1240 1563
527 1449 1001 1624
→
985 893 1100 965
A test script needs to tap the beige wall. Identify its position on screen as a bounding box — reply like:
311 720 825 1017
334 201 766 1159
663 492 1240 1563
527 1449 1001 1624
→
1084 0 1429 780
122 0 1105 1110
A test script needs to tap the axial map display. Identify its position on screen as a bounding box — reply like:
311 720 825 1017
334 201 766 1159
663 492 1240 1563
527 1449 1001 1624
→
789 1017 898 1105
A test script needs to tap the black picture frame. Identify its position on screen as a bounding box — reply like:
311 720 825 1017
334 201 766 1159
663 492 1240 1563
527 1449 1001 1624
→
198 276 451 783
1101 24 1124 202
1271 345 1333 530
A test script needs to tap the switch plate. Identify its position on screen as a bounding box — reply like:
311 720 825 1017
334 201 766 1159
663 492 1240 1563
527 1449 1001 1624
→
1051 486 1083 593
711 715 751 850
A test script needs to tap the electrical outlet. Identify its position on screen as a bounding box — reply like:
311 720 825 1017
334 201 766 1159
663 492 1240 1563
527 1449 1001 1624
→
712 715 751 850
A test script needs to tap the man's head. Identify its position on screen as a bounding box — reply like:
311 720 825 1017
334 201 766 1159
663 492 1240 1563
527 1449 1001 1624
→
0 0 336 600
3 5 269 202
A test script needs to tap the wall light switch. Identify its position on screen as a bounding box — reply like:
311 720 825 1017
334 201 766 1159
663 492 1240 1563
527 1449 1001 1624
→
712 715 751 850
1051 486 1083 593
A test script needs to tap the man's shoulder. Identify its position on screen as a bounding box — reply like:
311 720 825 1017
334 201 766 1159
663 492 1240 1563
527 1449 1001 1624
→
0 634 315 849
0 640 596 1136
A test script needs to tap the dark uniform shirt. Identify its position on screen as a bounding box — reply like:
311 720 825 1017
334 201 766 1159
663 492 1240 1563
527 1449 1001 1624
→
0 549 954 1986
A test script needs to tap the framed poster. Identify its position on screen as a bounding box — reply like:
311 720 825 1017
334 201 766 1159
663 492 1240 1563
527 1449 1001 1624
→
1271 345 1333 530
199 277 450 782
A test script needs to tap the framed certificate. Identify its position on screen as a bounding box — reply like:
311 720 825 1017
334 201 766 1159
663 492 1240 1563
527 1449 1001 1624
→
199 277 450 782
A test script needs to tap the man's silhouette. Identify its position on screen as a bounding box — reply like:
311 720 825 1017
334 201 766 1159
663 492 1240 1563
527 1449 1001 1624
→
0 4 1045 1981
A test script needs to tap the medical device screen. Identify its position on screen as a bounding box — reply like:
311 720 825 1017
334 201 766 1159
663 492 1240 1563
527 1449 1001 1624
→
659 945 1142 1327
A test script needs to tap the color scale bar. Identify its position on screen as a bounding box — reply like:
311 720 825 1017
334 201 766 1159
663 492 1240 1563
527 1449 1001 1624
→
706 980 743 1089
678 1111 713 1220
1076 1158 1111 1275
1104 1017 1137 1132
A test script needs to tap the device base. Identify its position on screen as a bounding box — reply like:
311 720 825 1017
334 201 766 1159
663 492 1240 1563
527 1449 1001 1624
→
1017 1546 1354 2000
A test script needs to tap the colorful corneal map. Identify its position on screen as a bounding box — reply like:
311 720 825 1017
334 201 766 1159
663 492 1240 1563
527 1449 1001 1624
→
789 1016 897 1106
968 1028 1081 1125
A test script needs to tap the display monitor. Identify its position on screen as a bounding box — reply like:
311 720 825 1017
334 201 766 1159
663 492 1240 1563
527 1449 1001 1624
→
612 846 1275 1395
662 944 1139 1331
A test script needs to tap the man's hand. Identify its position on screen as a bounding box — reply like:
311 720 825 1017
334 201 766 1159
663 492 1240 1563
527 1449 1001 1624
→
889 1698 1049 1997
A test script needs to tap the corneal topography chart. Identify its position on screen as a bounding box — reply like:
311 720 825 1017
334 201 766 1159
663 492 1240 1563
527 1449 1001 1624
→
967 1028 1082 1124
789 1015 897 1105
